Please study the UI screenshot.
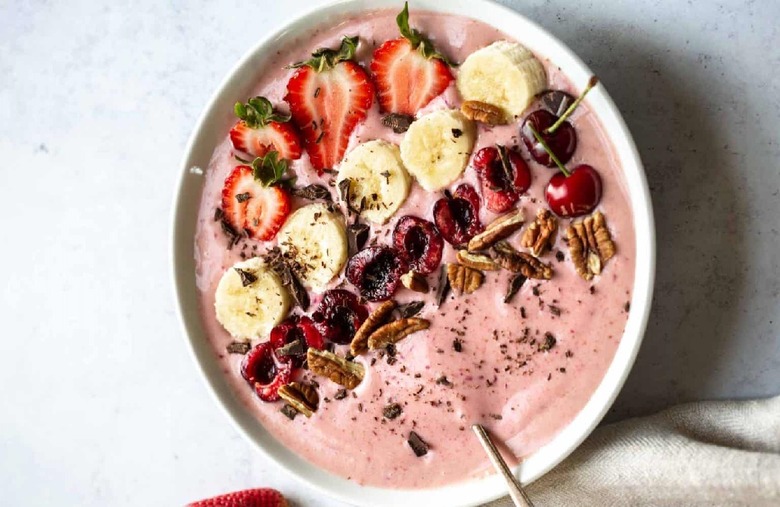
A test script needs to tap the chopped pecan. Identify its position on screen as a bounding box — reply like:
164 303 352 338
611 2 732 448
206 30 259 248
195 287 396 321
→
278 382 319 417
306 348 365 389
456 250 499 271
492 241 553 279
461 100 504 125
520 208 558 257
367 317 430 350
467 209 524 252
350 300 397 356
567 211 615 280
447 263 484 294
401 271 429 293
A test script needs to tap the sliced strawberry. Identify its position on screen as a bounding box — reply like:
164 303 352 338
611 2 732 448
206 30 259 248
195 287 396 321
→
241 342 294 402
229 96 302 160
187 487 287 507
370 3 454 115
285 36 374 174
221 153 291 242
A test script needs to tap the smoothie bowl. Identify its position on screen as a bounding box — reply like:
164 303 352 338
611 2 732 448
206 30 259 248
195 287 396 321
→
171 1 655 505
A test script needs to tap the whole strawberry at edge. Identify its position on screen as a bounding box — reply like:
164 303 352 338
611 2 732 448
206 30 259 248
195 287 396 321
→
472 145 531 213
220 151 292 241
370 2 454 115
230 96 303 160
285 36 375 174
186 487 287 507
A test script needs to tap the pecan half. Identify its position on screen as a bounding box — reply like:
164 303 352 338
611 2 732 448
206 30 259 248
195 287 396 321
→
367 317 430 350
350 300 397 356
401 271 429 293
461 100 504 125
567 211 615 280
520 208 558 257
306 348 365 389
447 263 484 294
467 209 524 252
456 250 499 271
278 382 319 417
492 241 553 279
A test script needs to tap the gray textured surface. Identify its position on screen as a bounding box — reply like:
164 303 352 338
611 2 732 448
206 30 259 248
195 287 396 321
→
0 0 777 505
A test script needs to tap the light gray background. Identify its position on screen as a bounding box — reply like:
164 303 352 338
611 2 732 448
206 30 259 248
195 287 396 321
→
1 0 778 505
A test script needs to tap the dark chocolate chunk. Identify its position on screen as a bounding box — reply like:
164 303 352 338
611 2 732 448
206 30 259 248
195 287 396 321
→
624 301 631 312
436 376 452 387
275 339 305 358
453 338 463 352
540 90 575 117
435 265 451 307
555 250 565 262
220 219 240 249
408 431 429 457
385 343 397 357
382 113 414 134
397 300 424 319
540 332 556 351
383 403 403 420
504 274 527 303
338 178 358 213
281 404 298 420
291 184 333 202
548 305 561 317
226 341 251 355
234 268 257 287
347 222 370 256
334 389 348 400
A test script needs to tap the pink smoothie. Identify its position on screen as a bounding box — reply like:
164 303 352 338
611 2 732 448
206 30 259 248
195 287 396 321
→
194 9 635 488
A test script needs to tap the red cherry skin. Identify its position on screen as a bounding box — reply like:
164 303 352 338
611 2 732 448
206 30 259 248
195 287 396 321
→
520 110 577 167
544 164 602 218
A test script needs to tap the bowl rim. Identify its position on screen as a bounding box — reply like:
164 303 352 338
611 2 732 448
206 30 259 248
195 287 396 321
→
170 1 656 505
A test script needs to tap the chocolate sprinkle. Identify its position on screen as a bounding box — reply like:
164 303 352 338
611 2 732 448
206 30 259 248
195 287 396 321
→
540 332 556 351
234 268 257 287
397 300 425 319
435 265 451 307
291 184 333 202
451 128 463 138
235 192 251 203
281 404 298 420
334 389 348 400
381 113 414 134
504 274 527 303
213 207 224 221
226 341 250 354
453 338 463 352
408 431 429 457
338 178 358 213
383 403 403 420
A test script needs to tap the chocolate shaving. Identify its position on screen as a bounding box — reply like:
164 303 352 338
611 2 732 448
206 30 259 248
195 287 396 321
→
504 273 527 303
226 341 250 354
291 184 332 201
275 339 305 358
347 222 370 256
381 113 414 134
338 178 358 214
397 301 425 319
235 192 251 203
408 431 429 457
383 403 403 420
334 389 347 400
234 268 257 287
453 338 463 352
280 404 298 420
264 248 310 310
213 207 224 221
436 376 452 387
451 128 463 138
435 265 451 307
540 332 556 351
220 219 240 249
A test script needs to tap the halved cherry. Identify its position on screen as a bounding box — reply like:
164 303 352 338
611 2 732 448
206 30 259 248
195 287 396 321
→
393 216 443 274
433 184 484 246
472 145 531 213
311 289 369 344
346 246 408 302
269 315 324 366
240 342 293 402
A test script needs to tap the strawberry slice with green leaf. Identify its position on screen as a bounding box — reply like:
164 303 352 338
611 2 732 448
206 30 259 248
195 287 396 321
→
370 2 454 115
285 36 375 174
230 96 302 160
221 151 292 241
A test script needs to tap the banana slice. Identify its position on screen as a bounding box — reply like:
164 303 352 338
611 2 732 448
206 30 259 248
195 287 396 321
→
336 140 411 224
457 40 546 122
214 257 290 340
399 109 476 191
277 203 347 293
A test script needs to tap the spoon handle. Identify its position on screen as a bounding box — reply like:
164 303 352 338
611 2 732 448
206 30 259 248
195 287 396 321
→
472 424 535 507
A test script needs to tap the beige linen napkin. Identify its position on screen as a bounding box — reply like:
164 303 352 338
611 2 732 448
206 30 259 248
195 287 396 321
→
487 396 780 506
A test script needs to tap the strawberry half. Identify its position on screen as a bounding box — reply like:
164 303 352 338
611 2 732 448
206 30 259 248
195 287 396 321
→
370 2 454 115
285 36 374 174
187 487 287 507
221 152 292 241
229 97 302 160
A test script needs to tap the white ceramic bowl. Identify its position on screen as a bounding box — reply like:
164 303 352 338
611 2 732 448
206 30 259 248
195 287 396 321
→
171 1 656 505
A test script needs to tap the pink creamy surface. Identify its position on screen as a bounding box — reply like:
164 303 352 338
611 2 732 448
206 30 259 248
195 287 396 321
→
194 9 635 488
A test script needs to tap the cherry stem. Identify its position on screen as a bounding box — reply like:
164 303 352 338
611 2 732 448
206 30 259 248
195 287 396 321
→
544 76 599 134
527 124 570 177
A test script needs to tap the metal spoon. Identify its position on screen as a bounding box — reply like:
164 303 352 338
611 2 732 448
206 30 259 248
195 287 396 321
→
472 424 535 507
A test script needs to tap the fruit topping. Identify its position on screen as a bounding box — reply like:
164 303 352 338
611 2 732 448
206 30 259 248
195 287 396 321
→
269 315 324 366
186 487 288 507
230 96 302 160
433 184 483 246
370 2 454 115
278 382 319 417
285 36 375 174
306 348 365 389
472 145 532 213
520 208 559 257
346 246 408 302
366 317 430 349
220 152 292 241
566 211 616 280
446 263 484 295
393 216 444 274
311 289 369 344
240 342 294 402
